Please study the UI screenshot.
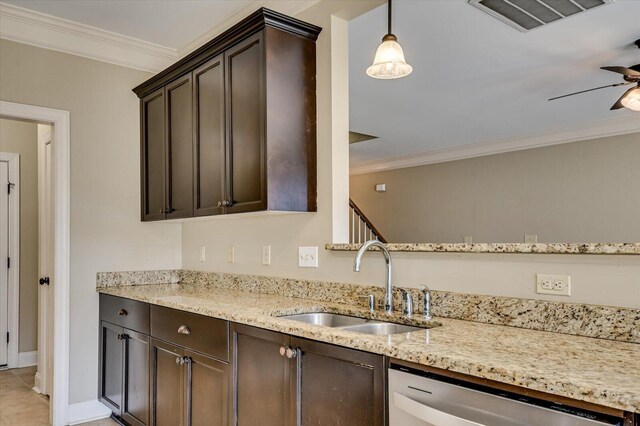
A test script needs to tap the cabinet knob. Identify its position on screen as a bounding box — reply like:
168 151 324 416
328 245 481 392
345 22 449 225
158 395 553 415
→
285 347 298 359
159 209 165 214
217 201 223 207
176 356 184 365
177 325 191 335
117 309 128 316
279 346 287 357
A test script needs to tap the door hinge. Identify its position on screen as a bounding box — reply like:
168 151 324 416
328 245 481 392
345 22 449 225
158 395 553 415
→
6 332 8 343
7 257 9 269
8 182 15 194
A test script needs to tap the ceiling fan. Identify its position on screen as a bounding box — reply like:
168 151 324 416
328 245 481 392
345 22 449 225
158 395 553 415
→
548 39 640 111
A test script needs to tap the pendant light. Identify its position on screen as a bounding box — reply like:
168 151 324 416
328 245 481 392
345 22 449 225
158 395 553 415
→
366 0 413 79
620 86 640 111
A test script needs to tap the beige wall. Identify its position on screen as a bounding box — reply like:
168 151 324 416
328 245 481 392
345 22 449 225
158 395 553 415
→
0 118 38 353
350 133 640 243
0 39 182 403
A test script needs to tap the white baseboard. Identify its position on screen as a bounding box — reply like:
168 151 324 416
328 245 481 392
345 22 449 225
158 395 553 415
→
67 400 111 425
33 371 42 394
18 351 37 367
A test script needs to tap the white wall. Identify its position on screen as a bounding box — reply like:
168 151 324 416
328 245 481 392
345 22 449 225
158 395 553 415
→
0 118 38 352
350 132 640 243
181 1 640 310
0 39 182 403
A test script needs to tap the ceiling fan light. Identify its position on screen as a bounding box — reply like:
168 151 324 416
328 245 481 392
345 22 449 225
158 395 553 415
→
620 87 640 111
366 34 413 79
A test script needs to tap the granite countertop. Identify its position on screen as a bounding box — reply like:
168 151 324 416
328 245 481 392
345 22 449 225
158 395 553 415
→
326 242 640 255
97 283 640 414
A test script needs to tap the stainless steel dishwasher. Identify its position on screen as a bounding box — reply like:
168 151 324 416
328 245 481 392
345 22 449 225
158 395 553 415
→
389 365 625 426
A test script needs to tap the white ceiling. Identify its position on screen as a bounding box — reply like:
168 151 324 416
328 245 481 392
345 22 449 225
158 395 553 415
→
2 0 314 50
349 0 640 167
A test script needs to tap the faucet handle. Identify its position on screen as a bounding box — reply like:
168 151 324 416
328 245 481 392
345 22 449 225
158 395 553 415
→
359 294 376 312
419 285 432 320
399 289 413 317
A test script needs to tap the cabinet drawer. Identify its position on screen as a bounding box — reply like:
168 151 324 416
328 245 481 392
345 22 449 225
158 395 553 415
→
100 294 150 334
151 305 229 361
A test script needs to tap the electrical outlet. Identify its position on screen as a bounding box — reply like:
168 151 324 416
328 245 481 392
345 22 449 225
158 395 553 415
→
524 234 538 243
199 246 206 262
227 245 235 264
262 245 271 266
298 246 318 268
536 274 571 296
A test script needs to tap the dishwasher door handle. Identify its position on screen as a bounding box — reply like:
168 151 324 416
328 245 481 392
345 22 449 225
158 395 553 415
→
393 392 485 426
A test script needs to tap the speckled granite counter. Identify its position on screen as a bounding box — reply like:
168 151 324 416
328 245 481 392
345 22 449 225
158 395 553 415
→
97 282 640 414
326 242 640 255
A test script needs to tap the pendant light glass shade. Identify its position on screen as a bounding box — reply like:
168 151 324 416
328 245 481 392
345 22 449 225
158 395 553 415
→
621 86 640 111
366 34 413 79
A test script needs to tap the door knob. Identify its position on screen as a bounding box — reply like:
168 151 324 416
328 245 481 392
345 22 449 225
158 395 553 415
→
39 277 50 286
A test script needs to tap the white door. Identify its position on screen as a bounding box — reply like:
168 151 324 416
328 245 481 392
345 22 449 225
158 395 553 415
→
0 160 8 367
37 130 54 397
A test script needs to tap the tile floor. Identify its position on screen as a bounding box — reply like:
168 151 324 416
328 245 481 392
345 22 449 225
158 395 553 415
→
0 367 118 426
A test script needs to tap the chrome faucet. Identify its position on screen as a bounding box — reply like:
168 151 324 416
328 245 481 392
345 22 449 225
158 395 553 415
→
353 240 394 314
420 285 432 320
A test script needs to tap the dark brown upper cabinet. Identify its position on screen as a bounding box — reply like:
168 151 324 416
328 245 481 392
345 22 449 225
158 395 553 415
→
134 8 321 221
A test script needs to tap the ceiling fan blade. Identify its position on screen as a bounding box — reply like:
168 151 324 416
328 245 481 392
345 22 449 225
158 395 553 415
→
610 85 638 110
548 82 630 101
601 66 640 77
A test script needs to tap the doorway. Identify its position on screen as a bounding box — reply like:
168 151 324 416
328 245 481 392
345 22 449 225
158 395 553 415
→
0 100 70 426
1 118 52 400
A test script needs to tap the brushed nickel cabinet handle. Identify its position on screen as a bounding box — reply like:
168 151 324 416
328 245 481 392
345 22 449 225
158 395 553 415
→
285 347 298 359
117 309 128 316
177 325 191 335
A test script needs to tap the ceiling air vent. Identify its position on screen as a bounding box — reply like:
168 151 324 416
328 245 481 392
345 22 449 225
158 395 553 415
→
470 0 614 32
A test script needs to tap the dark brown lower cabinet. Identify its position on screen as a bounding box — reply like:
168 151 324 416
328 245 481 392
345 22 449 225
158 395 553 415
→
99 322 149 426
150 339 228 426
232 324 294 426
292 337 386 426
232 324 386 426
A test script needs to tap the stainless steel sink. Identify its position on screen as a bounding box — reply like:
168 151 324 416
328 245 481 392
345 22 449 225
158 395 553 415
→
281 312 370 327
339 323 424 335
279 312 427 335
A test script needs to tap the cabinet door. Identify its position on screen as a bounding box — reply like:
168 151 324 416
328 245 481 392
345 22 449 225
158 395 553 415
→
99 321 124 415
122 330 150 426
165 75 194 219
193 55 226 217
291 337 386 426
225 33 267 214
232 324 294 426
150 339 185 426
187 350 228 426
141 88 166 221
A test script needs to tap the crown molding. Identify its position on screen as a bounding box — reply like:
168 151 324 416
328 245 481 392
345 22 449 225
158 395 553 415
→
178 0 321 57
0 2 178 72
0 1 320 72
349 114 640 175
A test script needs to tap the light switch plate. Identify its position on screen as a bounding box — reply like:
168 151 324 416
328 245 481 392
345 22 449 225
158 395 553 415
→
227 245 235 264
298 246 318 268
536 274 571 296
